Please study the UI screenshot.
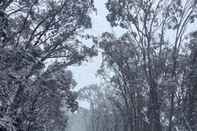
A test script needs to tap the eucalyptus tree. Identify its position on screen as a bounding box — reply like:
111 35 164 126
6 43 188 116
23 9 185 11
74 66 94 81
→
101 0 197 131
79 84 122 131
79 85 104 131
98 32 150 131
0 0 95 131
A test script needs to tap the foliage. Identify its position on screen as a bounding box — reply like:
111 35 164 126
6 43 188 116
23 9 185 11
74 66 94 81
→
0 0 95 131
84 0 197 131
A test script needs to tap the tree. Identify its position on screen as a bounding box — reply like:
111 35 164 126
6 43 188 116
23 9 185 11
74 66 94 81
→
103 0 197 131
78 84 123 131
0 0 95 131
98 32 151 131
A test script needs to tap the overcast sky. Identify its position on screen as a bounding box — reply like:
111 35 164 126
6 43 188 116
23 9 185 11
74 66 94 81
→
70 0 110 90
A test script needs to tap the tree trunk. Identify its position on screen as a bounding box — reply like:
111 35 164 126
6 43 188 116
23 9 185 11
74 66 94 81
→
168 92 175 131
148 81 161 131
188 85 197 131
188 36 197 131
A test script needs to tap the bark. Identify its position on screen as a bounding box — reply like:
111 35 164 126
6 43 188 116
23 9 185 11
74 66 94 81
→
168 92 175 131
188 84 197 131
148 81 161 131
188 36 197 131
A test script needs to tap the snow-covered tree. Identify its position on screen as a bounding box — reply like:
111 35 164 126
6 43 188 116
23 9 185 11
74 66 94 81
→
0 0 95 131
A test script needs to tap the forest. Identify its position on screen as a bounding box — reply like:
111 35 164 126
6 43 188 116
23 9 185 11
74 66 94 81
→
0 0 197 131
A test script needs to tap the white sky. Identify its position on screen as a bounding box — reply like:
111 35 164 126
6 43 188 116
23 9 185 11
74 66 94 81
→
70 0 111 90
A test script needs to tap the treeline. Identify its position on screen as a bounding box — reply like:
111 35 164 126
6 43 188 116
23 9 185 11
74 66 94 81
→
0 0 95 131
79 0 197 131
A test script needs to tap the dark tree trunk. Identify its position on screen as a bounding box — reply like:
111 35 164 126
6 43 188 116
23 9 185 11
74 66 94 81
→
188 85 197 131
168 92 175 131
148 81 161 131
188 36 197 131
8 83 25 131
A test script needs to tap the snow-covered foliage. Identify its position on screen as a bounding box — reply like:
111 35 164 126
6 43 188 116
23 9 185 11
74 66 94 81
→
0 0 95 131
